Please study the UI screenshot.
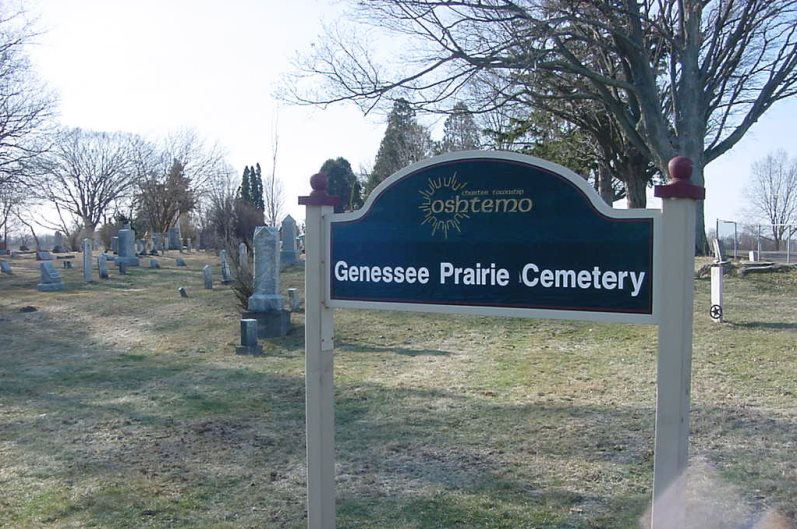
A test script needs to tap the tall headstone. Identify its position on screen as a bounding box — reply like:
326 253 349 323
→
111 236 119 255
37 262 65 291
280 215 299 266
220 249 232 284
238 242 249 275
152 233 163 253
248 227 282 311
82 238 93 283
116 225 140 267
203 265 213 289
168 226 181 250
52 231 67 253
243 226 290 337
97 254 109 279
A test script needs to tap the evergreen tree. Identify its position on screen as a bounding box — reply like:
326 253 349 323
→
367 99 432 195
239 166 252 203
438 102 481 153
251 162 265 212
320 157 363 213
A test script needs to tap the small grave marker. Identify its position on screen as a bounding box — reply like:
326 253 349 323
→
235 319 263 355
203 265 213 289
37 262 65 292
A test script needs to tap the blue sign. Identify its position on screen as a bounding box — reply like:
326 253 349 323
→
328 153 657 319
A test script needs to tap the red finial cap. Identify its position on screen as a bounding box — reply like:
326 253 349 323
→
654 156 705 200
299 172 340 207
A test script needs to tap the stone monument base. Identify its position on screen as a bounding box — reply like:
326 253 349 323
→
241 310 291 338
115 256 140 267
37 282 65 292
235 344 263 355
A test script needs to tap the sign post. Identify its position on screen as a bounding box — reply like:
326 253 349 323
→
299 174 338 529
651 156 705 528
299 152 703 529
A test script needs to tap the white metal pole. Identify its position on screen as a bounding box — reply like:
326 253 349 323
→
300 175 338 529
710 265 723 323
651 157 703 529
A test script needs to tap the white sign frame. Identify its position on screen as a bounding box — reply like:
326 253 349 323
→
300 151 702 529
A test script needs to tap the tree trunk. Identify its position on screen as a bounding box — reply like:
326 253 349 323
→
624 173 647 208
598 164 614 205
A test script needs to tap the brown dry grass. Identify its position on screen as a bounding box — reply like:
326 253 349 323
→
0 250 795 528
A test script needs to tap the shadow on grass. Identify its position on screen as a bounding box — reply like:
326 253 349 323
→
2 305 795 527
337 340 452 357
726 321 797 331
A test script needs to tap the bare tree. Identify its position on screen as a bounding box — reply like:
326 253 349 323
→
745 150 797 250
34 128 140 239
287 0 797 253
132 129 229 242
263 122 285 227
0 8 56 190
199 161 238 248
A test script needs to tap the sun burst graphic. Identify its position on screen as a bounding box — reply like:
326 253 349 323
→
418 172 469 238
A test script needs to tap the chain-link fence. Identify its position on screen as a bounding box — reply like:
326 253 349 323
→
715 219 796 263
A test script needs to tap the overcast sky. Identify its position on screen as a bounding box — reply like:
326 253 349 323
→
25 0 797 229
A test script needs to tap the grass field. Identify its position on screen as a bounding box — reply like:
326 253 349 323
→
0 252 795 528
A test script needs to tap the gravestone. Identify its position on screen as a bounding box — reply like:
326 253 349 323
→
118 261 128 275
242 226 290 337
188 238 194 252
62 260 73 269
178 286 188 298
116 225 140 267
111 236 119 254
0 260 11 274
238 242 249 275
97 254 110 279
149 259 160 269
36 251 55 261
176 257 187 267
235 319 263 355
82 238 93 283
152 233 163 253
220 250 232 284
168 227 181 250
37 262 65 291
280 215 299 266
52 231 67 253
136 239 145 255
203 265 213 289
288 288 301 311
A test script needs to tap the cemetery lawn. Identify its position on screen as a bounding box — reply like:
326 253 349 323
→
1 254 795 528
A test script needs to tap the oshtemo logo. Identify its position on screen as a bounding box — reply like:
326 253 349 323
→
419 173 469 238
419 173 534 238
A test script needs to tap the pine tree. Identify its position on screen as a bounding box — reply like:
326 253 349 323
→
251 163 265 212
239 166 252 203
320 157 364 213
367 99 432 195
438 102 481 153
